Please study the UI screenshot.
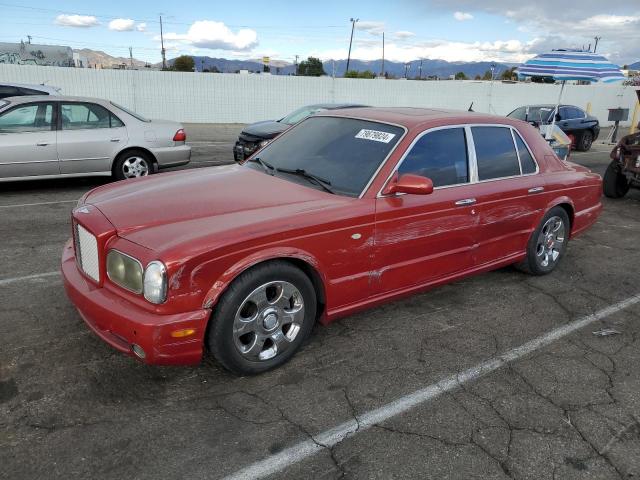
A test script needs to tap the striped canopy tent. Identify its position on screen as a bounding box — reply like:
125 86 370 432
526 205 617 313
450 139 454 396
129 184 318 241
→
516 50 625 83
517 50 624 139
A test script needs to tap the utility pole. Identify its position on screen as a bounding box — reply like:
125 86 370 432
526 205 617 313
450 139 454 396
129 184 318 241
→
160 15 167 70
593 36 601 53
129 47 133 69
346 18 358 75
381 32 385 77
418 58 423 80
27 35 32 44
404 62 410 79
294 54 299 75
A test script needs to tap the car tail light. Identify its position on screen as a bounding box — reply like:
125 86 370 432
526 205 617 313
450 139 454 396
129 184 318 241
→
173 129 186 142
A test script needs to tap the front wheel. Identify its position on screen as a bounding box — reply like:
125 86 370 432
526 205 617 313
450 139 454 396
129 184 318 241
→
207 261 317 375
516 207 570 275
603 160 629 198
578 130 593 152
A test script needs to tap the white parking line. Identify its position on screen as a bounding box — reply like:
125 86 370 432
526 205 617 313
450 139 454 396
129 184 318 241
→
224 293 640 480
0 271 59 286
0 199 77 209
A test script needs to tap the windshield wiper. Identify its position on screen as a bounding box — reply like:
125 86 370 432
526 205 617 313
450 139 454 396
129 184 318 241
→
248 156 276 175
275 167 335 194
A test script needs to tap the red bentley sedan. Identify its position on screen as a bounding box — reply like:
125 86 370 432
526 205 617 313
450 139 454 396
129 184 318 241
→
62 108 603 374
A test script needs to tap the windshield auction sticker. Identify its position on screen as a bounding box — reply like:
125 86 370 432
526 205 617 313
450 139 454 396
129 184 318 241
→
355 129 396 143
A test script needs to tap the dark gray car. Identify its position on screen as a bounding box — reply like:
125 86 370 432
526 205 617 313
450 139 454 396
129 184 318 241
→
507 104 600 151
233 103 368 161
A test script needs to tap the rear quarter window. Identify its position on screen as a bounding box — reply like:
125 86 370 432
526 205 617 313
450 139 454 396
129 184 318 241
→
472 126 521 180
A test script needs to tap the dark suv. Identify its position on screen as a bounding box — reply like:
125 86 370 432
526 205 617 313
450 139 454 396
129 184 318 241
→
233 103 367 161
507 104 599 151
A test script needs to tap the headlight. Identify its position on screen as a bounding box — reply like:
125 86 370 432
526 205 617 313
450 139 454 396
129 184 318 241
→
143 261 167 304
258 139 271 148
106 250 143 293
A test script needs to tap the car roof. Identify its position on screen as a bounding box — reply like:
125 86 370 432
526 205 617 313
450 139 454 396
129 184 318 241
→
0 83 61 94
317 107 521 130
1 95 110 105
315 103 369 110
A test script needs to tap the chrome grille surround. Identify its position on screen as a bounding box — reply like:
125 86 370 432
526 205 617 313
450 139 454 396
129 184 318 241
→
74 223 100 282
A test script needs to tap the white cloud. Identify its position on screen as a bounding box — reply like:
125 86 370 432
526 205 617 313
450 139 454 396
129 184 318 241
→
162 20 258 51
453 11 474 21
136 22 147 32
108 18 136 31
355 20 385 36
313 38 537 64
54 14 99 28
394 31 416 40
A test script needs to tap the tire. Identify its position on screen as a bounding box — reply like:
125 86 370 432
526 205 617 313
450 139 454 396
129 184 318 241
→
207 261 317 375
603 160 629 199
577 130 593 152
516 207 570 276
113 149 154 181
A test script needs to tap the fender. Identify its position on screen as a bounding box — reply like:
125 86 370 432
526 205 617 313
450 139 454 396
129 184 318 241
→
201 246 329 313
543 194 576 233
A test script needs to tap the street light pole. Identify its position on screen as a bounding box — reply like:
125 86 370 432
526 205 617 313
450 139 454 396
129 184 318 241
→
346 18 358 75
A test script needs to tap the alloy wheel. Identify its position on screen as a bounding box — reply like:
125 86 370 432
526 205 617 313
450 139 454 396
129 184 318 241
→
535 216 565 268
232 281 305 361
121 156 150 178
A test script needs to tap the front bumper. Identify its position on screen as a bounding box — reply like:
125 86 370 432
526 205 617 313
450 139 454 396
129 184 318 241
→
151 144 191 169
61 240 209 365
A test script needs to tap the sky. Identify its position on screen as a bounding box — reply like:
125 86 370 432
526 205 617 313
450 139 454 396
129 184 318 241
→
1 0 639 66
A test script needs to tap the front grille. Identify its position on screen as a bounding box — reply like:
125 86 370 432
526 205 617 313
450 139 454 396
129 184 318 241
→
74 223 100 282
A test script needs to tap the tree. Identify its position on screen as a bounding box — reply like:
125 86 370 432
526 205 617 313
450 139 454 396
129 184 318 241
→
345 70 376 79
454 71 468 80
172 55 195 72
474 74 482 80
482 70 493 80
297 56 325 76
501 66 517 80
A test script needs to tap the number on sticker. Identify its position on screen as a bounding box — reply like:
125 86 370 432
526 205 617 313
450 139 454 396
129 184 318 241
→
355 129 396 143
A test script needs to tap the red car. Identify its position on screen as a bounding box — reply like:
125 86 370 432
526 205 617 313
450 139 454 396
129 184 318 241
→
62 108 603 374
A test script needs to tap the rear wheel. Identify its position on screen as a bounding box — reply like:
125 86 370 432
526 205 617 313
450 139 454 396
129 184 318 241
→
207 261 317 375
603 160 629 198
578 130 593 152
113 150 154 180
516 207 570 275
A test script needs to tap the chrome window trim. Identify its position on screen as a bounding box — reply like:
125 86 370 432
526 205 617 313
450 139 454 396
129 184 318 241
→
376 122 541 198
106 249 144 294
510 128 524 175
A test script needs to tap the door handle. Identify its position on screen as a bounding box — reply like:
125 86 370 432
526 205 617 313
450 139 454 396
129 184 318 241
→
36 142 49 146
110 138 120 142
455 198 476 206
528 186 545 194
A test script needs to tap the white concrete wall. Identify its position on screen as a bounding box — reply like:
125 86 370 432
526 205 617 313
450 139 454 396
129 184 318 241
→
1 64 638 126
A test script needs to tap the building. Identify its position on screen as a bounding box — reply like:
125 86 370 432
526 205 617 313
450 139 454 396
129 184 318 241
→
0 41 74 67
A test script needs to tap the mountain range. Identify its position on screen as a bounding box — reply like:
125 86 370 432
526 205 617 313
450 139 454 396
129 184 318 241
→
172 56 513 78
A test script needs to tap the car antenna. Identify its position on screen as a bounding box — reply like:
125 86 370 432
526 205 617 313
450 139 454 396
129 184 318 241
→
468 102 474 112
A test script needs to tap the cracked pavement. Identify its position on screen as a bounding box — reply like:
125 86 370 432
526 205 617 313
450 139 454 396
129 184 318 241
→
1 128 639 480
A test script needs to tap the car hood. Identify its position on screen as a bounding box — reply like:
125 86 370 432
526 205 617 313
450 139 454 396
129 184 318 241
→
84 165 352 254
241 120 289 139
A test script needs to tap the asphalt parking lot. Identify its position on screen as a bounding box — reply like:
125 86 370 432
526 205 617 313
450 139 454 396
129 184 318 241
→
1 125 640 480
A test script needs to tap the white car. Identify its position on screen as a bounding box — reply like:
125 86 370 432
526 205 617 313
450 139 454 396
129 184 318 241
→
0 95 190 182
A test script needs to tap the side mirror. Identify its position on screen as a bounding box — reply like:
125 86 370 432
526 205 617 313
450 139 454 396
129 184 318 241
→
383 173 434 196
555 113 562 122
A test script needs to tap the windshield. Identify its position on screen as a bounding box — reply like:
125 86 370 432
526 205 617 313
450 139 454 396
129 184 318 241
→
247 116 404 197
280 106 326 125
110 102 150 122
508 106 554 124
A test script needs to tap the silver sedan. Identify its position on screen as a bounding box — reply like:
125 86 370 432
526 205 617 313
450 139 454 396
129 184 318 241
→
0 95 190 182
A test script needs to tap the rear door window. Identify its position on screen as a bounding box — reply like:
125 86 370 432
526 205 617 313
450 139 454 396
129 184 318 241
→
513 131 537 174
472 126 521 180
61 103 113 130
398 128 469 187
